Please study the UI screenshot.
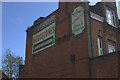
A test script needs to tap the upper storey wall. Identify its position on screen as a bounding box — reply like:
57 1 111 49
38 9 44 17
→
24 2 90 78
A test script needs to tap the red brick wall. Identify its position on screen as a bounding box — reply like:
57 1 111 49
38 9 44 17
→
24 2 120 78
90 52 119 78
91 19 119 57
91 2 119 57
24 2 90 78
90 3 120 78
24 25 35 78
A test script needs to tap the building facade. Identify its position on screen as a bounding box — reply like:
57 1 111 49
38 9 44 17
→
23 2 120 78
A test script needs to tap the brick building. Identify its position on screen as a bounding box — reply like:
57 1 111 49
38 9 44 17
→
22 1 120 78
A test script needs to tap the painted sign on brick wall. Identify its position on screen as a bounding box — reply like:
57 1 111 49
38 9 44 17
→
72 5 85 35
32 15 55 54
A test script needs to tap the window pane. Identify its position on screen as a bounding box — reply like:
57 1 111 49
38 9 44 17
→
108 13 111 19
106 8 116 26
112 15 116 26
108 40 115 53
108 19 112 25
98 37 103 56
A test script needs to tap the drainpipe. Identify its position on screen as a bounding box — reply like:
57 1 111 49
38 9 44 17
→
85 2 93 79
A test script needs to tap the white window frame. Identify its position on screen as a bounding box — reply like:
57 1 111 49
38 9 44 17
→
108 40 116 53
97 37 103 56
106 8 116 27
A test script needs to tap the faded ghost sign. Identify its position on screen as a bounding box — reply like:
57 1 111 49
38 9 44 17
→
32 15 55 54
72 5 85 35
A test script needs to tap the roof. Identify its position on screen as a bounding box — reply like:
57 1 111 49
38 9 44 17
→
89 2 105 17
26 9 59 32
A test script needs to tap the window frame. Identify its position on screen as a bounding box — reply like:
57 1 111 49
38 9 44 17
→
97 36 103 56
108 40 116 53
106 8 116 27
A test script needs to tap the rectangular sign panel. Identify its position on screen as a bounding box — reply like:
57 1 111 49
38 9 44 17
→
72 5 85 35
32 15 55 54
